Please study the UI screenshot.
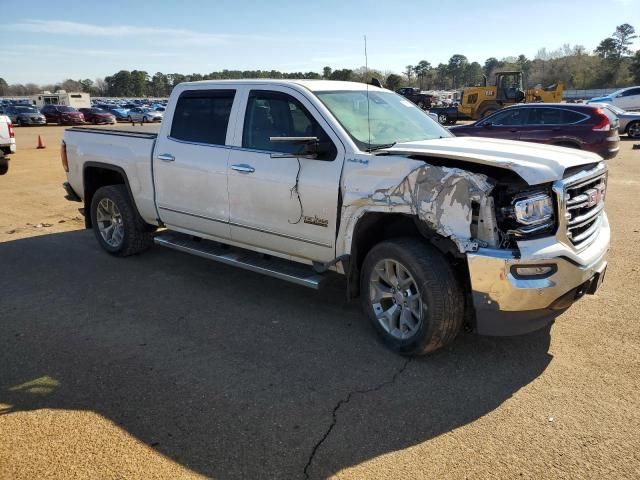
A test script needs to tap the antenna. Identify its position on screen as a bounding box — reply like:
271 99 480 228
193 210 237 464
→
364 35 371 149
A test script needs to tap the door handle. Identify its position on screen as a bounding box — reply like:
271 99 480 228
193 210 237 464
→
231 164 255 173
157 153 175 162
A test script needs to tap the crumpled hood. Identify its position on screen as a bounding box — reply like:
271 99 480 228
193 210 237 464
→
383 137 602 185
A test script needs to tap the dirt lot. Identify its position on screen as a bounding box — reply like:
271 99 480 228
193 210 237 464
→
1 125 639 479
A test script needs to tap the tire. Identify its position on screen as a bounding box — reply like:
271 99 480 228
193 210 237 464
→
127 116 132 122
0 155 8 175
627 121 640 138
417 101 425 110
90 185 154 257
93 118 98 125
360 238 464 356
438 113 448 124
142 116 148 123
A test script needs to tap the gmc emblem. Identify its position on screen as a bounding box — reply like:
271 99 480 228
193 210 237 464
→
585 184 605 208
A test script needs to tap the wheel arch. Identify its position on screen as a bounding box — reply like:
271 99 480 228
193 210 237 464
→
83 162 137 229
345 211 463 299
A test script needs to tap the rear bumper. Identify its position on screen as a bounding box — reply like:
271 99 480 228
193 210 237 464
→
467 214 610 335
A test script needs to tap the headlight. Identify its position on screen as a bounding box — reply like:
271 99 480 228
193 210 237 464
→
514 193 554 225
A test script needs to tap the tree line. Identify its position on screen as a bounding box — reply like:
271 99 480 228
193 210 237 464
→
1 24 638 98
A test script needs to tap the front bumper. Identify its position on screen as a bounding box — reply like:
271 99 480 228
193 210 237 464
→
467 213 610 336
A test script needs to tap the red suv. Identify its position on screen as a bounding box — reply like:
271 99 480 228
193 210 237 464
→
41 105 85 125
450 103 620 159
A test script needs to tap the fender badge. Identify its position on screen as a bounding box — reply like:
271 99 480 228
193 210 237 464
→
303 215 329 227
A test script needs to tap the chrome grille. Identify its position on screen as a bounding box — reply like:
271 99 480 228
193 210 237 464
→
562 170 607 247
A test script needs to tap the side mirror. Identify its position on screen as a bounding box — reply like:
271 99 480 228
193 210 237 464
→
269 136 322 159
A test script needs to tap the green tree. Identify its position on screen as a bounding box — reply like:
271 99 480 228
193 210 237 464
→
385 73 403 91
322 66 332 79
0 78 8 96
613 23 637 56
80 79 93 93
404 65 414 84
596 37 619 58
413 60 431 89
447 54 468 88
329 69 353 81
463 62 483 86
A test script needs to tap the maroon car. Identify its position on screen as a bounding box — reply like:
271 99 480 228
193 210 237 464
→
79 108 116 125
40 105 85 125
450 103 620 159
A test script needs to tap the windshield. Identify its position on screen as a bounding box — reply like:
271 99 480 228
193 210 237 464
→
58 106 77 112
315 90 451 151
15 106 37 113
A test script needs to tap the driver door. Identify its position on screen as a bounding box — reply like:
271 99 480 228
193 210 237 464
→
227 87 344 262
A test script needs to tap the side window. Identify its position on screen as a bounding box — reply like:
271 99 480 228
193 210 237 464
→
487 108 526 126
528 108 564 125
561 109 587 124
170 89 235 145
242 90 337 160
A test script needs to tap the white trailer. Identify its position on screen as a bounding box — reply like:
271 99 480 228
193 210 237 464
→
31 91 91 109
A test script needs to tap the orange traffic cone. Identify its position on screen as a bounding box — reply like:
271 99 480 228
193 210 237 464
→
37 135 46 149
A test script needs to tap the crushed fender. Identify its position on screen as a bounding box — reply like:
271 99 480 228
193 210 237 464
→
368 164 494 252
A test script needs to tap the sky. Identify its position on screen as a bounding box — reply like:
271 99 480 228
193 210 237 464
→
0 0 639 85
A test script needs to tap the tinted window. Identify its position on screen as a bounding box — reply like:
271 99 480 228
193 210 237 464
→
526 108 577 125
621 88 640 97
243 91 336 160
486 108 526 126
171 89 235 145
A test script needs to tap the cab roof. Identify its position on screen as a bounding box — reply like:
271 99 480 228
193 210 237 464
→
177 79 386 93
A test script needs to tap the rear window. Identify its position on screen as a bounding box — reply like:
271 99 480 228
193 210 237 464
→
171 90 235 145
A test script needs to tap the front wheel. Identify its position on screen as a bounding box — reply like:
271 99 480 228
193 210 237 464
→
360 238 464 356
438 113 449 124
90 185 154 256
142 116 148 123
127 116 132 122
627 121 640 138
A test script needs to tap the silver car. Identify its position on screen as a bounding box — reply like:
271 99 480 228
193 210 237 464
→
126 107 163 123
4 105 47 126
591 102 640 138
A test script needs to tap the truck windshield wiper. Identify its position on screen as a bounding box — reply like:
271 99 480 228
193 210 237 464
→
366 142 396 152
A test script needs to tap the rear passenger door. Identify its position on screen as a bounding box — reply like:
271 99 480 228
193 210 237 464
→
518 107 587 146
153 88 239 240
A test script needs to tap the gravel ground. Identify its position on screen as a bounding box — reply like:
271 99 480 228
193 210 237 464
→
0 125 639 479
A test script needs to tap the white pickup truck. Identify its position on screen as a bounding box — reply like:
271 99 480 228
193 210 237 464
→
61 80 609 355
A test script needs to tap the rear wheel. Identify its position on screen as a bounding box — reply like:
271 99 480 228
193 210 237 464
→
438 113 449 124
90 185 154 257
127 116 132 122
142 116 148 123
627 121 640 138
360 238 464 356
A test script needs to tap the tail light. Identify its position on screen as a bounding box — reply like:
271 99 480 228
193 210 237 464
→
592 108 610 132
8 122 14 138
61 140 68 172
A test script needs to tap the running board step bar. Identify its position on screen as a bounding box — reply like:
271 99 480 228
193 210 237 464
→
154 232 332 289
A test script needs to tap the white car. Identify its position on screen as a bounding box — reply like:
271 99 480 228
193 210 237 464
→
126 107 163 123
0 115 16 155
587 86 640 111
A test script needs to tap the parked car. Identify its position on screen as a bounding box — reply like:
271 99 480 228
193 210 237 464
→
0 115 16 155
127 107 163 123
109 108 130 122
79 108 116 125
2 105 46 126
61 79 609 356
41 105 85 125
450 103 620 159
397 87 434 109
587 86 640 111
590 102 640 138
